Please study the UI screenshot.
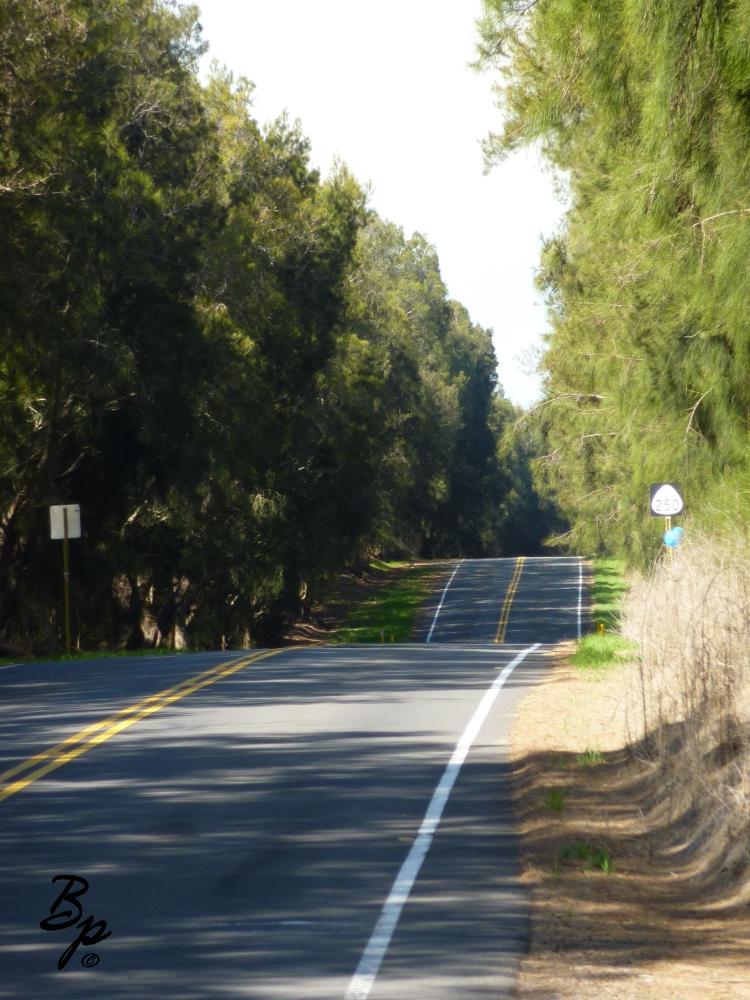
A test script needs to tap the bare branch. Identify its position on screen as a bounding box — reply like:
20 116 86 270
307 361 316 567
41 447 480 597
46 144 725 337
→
685 385 714 437
0 172 53 195
533 391 604 412
572 352 643 362
693 208 750 229
575 485 615 503
515 392 606 430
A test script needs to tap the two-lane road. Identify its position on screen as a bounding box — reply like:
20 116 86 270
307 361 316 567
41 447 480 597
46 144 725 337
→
420 556 585 644
0 556 586 999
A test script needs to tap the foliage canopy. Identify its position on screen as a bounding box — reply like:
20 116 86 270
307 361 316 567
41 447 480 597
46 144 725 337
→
0 0 552 651
477 0 750 561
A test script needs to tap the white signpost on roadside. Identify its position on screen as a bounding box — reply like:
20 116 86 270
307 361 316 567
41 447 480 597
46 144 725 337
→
649 484 684 560
49 504 81 656
49 504 81 540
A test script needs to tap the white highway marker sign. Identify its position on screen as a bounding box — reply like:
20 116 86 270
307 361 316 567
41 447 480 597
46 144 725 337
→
649 483 684 517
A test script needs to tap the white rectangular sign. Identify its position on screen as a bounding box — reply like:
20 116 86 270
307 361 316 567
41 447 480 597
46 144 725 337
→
49 504 81 540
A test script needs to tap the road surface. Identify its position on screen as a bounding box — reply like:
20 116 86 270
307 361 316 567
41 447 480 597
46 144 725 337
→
0 556 586 998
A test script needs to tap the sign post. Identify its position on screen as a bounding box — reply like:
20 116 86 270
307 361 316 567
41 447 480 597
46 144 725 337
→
49 505 81 656
62 509 71 655
649 484 685 561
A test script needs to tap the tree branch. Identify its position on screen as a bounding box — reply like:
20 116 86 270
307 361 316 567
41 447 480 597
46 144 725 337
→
685 385 714 437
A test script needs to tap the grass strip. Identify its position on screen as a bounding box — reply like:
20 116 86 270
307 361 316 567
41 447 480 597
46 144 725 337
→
0 647 205 669
330 561 435 644
572 557 635 671
572 633 635 670
590 556 629 631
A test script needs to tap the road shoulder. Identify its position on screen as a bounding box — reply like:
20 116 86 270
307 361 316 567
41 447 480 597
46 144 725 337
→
281 561 450 645
508 646 750 999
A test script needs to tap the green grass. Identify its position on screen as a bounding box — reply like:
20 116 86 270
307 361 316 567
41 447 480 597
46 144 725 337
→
549 749 606 768
571 633 635 670
572 557 636 671
591 557 628 631
576 748 605 767
559 840 615 873
330 563 435 643
544 788 567 811
0 647 203 668
368 558 412 572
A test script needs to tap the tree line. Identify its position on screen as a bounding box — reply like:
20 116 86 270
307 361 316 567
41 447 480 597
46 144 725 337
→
0 0 552 653
477 0 750 562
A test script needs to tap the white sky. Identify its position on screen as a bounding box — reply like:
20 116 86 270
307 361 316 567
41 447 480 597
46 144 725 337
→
195 0 565 407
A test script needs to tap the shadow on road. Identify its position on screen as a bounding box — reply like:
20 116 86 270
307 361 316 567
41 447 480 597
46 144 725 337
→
0 646 547 999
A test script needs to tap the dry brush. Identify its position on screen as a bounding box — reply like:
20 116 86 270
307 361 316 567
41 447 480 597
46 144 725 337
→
623 534 750 888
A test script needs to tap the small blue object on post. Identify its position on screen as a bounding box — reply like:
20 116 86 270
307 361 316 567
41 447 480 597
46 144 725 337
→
663 526 684 548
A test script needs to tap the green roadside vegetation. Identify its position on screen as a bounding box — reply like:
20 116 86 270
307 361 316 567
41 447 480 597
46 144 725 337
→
590 558 628 632
476 3 750 565
559 840 615 875
329 562 436 644
571 558 635 672
0 647 201 669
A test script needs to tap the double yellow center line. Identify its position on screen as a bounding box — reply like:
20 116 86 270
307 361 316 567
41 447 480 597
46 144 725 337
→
0 647 286 804
495 556 525 643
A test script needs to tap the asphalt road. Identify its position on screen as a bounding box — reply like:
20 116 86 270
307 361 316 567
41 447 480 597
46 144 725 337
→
419 556 585 645
0 556 586 999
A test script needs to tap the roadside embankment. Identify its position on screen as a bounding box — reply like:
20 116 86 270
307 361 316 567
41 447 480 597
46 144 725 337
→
509 540 750 998
281 560 448 645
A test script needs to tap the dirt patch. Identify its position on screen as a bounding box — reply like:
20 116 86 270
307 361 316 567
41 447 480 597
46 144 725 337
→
279 560 451 645
510 650 750 999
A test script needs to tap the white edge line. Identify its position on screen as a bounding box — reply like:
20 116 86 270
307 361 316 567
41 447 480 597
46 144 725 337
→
425 559 464 644
577 557 583 640
344 641 541 1000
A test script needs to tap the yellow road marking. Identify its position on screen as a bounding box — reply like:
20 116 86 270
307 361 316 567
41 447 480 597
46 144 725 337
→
0 647 286 803
495 557 525 644
0 651 272 786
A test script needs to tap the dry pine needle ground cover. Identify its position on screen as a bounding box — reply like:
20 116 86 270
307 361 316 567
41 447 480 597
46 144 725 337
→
509 642 750 999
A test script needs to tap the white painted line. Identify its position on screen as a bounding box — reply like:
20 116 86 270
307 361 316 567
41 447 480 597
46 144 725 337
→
425 560 464 644
344 642 541 1000
577 557 583 640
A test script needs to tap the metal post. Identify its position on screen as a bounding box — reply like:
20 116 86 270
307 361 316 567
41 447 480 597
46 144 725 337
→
63 507 72 656
665 514 673 565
